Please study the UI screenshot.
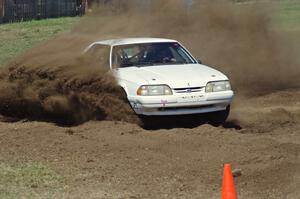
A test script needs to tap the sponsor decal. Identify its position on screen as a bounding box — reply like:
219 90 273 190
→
161 100 168 107
132 102 139 109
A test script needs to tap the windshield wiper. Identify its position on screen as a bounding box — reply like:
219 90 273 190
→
120 63 134 68
121 61 187 68
171 61 187 64
136 62 155 67
152 61 187 65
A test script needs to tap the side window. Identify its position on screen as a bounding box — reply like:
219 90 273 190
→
85 44 110 71
112 45 142 68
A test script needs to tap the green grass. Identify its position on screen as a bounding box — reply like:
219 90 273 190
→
275 0 300 31
0 162 65 199
0 17 80 65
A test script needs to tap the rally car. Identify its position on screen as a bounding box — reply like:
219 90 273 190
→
84 38 234 125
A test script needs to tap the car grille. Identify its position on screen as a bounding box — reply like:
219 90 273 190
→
173 87 204 93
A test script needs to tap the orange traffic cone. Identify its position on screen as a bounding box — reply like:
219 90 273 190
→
221 164 238 199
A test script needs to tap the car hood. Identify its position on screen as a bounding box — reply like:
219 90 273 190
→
115 64 228 88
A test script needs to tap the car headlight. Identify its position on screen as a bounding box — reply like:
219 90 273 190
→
137 85 173 96
205 81 231 92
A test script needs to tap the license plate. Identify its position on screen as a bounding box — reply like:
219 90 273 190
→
178 95 205 103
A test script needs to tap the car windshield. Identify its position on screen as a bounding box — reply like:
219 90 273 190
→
112 42 197 68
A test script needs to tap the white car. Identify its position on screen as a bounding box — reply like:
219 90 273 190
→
85 38 234 125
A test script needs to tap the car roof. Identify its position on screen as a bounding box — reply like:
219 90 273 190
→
92 37 178 46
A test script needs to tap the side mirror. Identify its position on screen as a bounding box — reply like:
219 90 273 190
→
197 59 203 64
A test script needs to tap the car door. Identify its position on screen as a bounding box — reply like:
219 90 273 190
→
84 44 111 72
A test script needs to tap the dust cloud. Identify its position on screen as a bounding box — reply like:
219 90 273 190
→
0 0 299 124
0 35 138 125
79 0 300 95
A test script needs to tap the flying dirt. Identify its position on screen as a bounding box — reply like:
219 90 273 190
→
0 0 299 125
0 1 300 198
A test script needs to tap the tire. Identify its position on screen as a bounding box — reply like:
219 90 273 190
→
119 87 129 102
208 106 230 126
139 115 160 130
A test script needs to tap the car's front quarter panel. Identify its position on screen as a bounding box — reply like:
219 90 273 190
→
113 69 146 97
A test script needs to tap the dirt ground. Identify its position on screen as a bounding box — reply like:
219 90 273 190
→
0 90 299 199
0 1 300 198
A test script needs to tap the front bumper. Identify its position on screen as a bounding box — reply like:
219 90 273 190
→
128 90 234 116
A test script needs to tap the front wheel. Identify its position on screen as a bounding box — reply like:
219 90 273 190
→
208 106 230 126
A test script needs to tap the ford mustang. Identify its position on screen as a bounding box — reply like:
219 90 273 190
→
84 38 234 125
